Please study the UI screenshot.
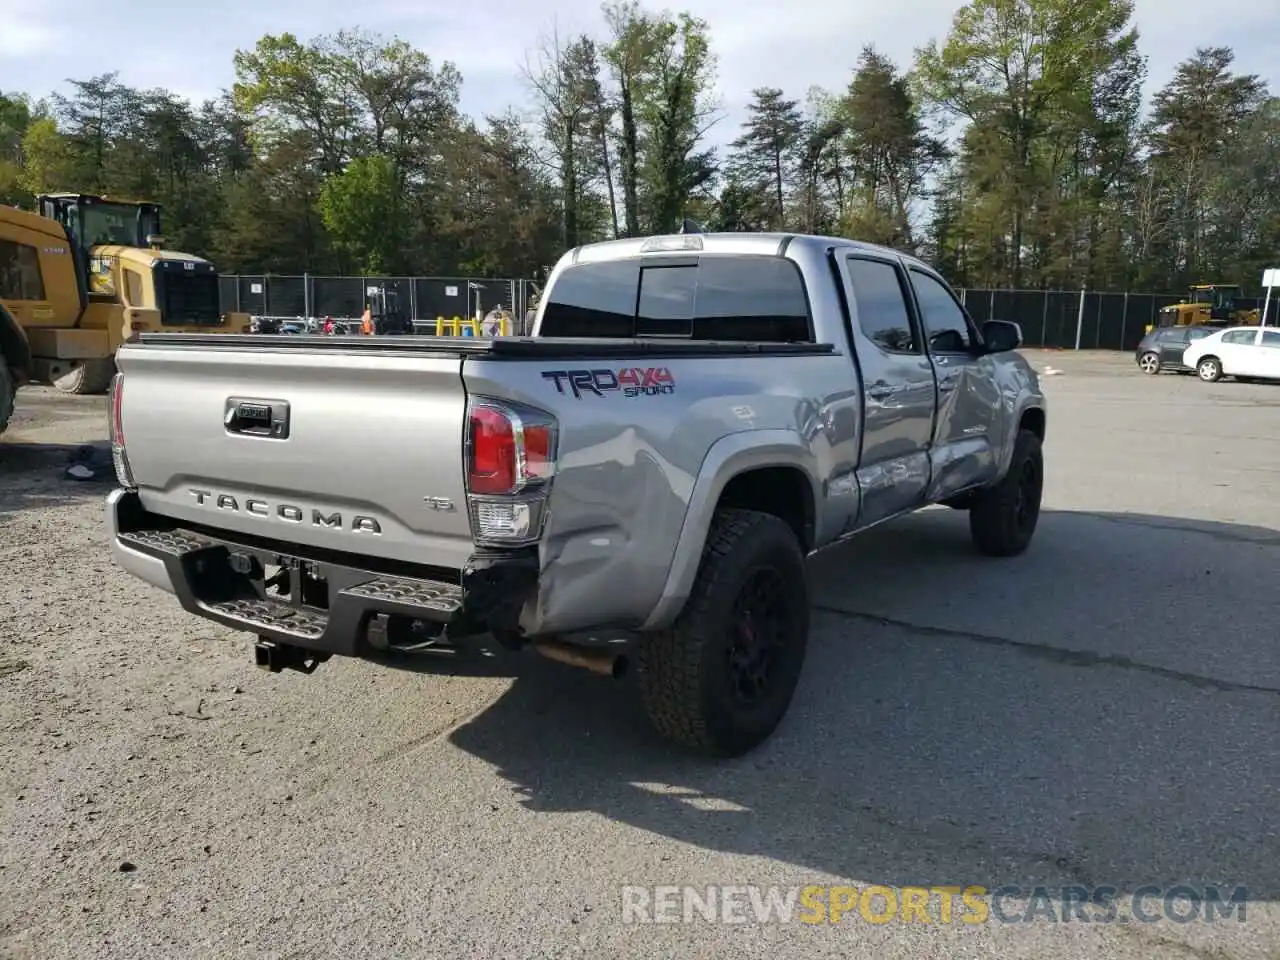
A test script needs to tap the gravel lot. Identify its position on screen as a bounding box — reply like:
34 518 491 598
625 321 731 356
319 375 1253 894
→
2 350 1278 959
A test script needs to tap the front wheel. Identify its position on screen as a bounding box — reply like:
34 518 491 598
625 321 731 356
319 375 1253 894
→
968 429 1044 557
1196 357 1223 383
635 508 810 757
1138 352 1160 375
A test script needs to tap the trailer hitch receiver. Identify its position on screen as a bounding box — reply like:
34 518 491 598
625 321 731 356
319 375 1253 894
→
254 639 329 674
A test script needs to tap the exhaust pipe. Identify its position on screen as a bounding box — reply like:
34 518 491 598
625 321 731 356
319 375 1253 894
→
534 640 627 679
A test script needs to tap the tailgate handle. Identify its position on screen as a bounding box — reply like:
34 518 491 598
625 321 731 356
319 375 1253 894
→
225 398 290 439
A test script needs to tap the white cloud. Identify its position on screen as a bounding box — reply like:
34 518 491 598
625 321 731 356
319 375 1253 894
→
1 0 1276 146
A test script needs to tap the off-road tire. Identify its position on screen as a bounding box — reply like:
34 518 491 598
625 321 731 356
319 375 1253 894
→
968 428 1044 557
0 363 15 436
53 358 116 396
635 508 810 757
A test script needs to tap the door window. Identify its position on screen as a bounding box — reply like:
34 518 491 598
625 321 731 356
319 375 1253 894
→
845 257 919 354
1259 331 1280 348
0 240 46 300
909 269 973 353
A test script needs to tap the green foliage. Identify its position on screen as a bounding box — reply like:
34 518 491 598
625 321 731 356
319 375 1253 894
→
0 4 1275 293
318 154 399 273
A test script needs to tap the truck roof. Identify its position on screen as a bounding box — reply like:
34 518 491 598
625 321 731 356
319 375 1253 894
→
567 231 928 270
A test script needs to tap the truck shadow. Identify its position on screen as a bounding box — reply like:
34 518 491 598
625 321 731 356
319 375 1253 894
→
445 508 1280 899
0 442 116 522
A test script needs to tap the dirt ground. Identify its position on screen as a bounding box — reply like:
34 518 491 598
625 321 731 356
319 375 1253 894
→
2 353 1278 959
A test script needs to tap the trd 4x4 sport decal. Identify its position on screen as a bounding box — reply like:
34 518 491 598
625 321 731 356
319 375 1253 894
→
541 367 676 399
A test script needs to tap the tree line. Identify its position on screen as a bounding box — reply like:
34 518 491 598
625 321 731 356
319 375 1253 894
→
1 0 1276 293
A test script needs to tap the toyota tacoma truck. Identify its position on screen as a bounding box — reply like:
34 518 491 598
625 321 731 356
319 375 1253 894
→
105 231 1046 757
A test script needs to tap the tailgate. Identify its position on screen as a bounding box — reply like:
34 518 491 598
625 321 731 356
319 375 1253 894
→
115 338 476 570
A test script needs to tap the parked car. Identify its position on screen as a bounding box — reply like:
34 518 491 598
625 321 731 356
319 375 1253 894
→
1182 326 1280 382
104 231 1047 757
1134 324 1219 374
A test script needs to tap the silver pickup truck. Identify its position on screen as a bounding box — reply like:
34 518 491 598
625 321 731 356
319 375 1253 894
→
106 232 1046 756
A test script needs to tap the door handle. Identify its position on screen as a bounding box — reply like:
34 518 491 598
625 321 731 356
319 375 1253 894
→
938 377 958 394
224 397 291 439
867 380 893 400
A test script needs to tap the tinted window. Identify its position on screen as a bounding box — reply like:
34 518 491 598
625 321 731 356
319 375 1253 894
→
846 257 918 353
1222 330 1255 344
1261 331 1280 347
0 240 46 300
1165 328 1190 343
1187 328 1212 340
540 260 639 337
910 270 972 353
693 257 810 341
637 265 695 336
539 255 811 342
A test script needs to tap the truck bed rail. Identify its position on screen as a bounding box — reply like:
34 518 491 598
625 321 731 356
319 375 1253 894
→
134 332 839 360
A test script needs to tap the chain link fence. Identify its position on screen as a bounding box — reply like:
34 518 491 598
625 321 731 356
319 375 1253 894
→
217 275 539 334
218 275 1232 350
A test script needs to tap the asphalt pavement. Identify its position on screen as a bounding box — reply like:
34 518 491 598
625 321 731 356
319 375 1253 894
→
1 349 1277 959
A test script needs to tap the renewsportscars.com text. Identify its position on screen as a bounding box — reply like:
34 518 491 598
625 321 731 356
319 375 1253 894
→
620 884 1248 925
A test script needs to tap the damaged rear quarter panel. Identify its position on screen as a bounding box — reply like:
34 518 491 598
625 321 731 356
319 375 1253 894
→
460 353 857 635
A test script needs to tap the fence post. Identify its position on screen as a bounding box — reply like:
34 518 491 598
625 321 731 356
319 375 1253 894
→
1119 292 1129 349
264 275 270 317
409 277 418 322
302 273 310 320
1073 287 1086 350
1041 292 1050 346
989 289 995 319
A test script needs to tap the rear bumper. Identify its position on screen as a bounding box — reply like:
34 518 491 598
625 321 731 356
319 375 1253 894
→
105 488 538 657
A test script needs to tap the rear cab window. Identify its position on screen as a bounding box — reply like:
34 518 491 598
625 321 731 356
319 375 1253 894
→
539 255 813 342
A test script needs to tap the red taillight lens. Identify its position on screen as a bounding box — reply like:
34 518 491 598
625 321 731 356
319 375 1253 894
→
468 405 517 494
523 424 551 480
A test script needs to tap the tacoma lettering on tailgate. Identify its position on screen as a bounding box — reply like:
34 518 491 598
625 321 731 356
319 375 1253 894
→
188 489 382 534
541 367 676 399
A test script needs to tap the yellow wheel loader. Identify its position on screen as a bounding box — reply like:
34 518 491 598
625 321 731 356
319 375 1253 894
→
1148 283 1260 333
0 192 250 434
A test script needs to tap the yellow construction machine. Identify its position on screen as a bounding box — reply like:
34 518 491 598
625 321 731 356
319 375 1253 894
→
1150 283 1260 332
0 192 250 434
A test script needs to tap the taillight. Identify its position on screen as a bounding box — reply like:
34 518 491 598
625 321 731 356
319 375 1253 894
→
468 406 517 494
467 402 555 495
465 399 557 544
108 373 136 488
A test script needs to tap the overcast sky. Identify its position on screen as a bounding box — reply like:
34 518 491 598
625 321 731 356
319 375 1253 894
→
2 0 1277 148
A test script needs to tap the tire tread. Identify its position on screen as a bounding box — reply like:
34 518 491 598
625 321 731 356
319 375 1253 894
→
636 508 806 755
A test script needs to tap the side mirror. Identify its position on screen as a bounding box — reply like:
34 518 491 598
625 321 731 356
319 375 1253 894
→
982 319 1023 354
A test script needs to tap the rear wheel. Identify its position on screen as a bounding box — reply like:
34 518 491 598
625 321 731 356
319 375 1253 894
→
636 508 810 757
1138 352 1160 375
0 363 15 436
1196 356 1223 383
53 358 115 395
968 429 1043 557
